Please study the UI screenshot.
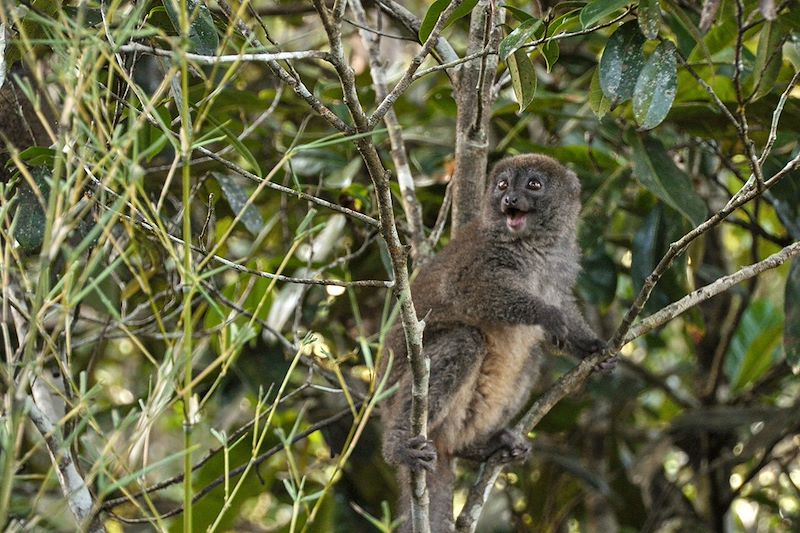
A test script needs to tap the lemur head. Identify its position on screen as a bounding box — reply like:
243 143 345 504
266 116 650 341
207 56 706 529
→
482 154 582 241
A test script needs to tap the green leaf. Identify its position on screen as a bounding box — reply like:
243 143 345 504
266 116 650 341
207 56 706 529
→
785 259 800 372
638 0 661 39
163 0 219 56
502 5 535 22
577 248 617 307
750 21 785 101
630 205 689 313
724 300 784 393
580 0 630 29
214 172 265 236
627 132 707 226
589 67 612 118
507 49 537 112
633 41 677 130
419 0 478 42
599 21 647 105
12 167 50 253
541 39 559 72
499 18 543 60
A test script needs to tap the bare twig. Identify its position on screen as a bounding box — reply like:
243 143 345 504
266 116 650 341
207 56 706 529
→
117 43 331 64
351 0 430 261
368 0 466 129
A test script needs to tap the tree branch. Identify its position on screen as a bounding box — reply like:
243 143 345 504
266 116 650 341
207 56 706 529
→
351 0 430 261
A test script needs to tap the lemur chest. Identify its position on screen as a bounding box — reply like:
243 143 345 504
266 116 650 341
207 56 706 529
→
440 324 544 454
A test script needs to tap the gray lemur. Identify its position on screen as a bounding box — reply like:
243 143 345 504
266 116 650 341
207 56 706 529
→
380 154 606 531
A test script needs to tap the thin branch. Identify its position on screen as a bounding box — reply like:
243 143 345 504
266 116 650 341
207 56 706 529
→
375 0 460 67
519 6 635 52
117 43 331 64
351 0 430 261
368 0 466 129
101 406 355 521
622 240 800 344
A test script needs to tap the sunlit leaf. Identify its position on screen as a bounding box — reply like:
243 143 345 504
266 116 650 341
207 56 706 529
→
588 67 612 118
579 0 630 28
628 132 707 226
599 21 646 104
499 18 542 60
633 40 677 130
163 0 219 56
724 300 784 393
419 0 478 42
785 260 800 372
508 49 537 112
638 0 661 39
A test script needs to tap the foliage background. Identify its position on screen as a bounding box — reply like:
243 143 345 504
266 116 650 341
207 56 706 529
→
1 0 799 532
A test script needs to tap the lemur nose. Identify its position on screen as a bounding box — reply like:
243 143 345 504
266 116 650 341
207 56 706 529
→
503 195 518 206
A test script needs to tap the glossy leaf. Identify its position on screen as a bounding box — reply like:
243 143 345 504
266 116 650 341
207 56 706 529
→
638 0 661 39
599 21 646 105
579 0 630 29
785 260 800 372
163 0 219 56
419 0 478 42
214 172 265 237
502 5 535 22
633 41 677 130
499 18 542 60
750 21 785 100
628 132 707 227
724 300 784 393
508 49 537 112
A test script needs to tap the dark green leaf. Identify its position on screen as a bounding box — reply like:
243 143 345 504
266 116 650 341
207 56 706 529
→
750 21 785 101
724 299 783 393
499 18 542 60
628 132 707 226
577 248 618 307
785 259 800 371
631 205 689 313
501 5 535 22
580 0 630 29
638 0 661 39
163 0 219 56
12 167 49 253
633 41 677 130
508 49 537 112
214 172 265 236
419 0 478 42
599 21 647 104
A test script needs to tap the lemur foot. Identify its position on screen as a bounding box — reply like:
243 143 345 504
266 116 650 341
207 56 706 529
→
493 429 532 464
398 434 437 472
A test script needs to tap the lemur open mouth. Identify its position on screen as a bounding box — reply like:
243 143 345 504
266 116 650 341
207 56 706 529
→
504 208 527 231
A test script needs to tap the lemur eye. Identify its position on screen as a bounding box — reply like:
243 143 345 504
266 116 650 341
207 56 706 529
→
527 178 542 190
497 179 508 191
